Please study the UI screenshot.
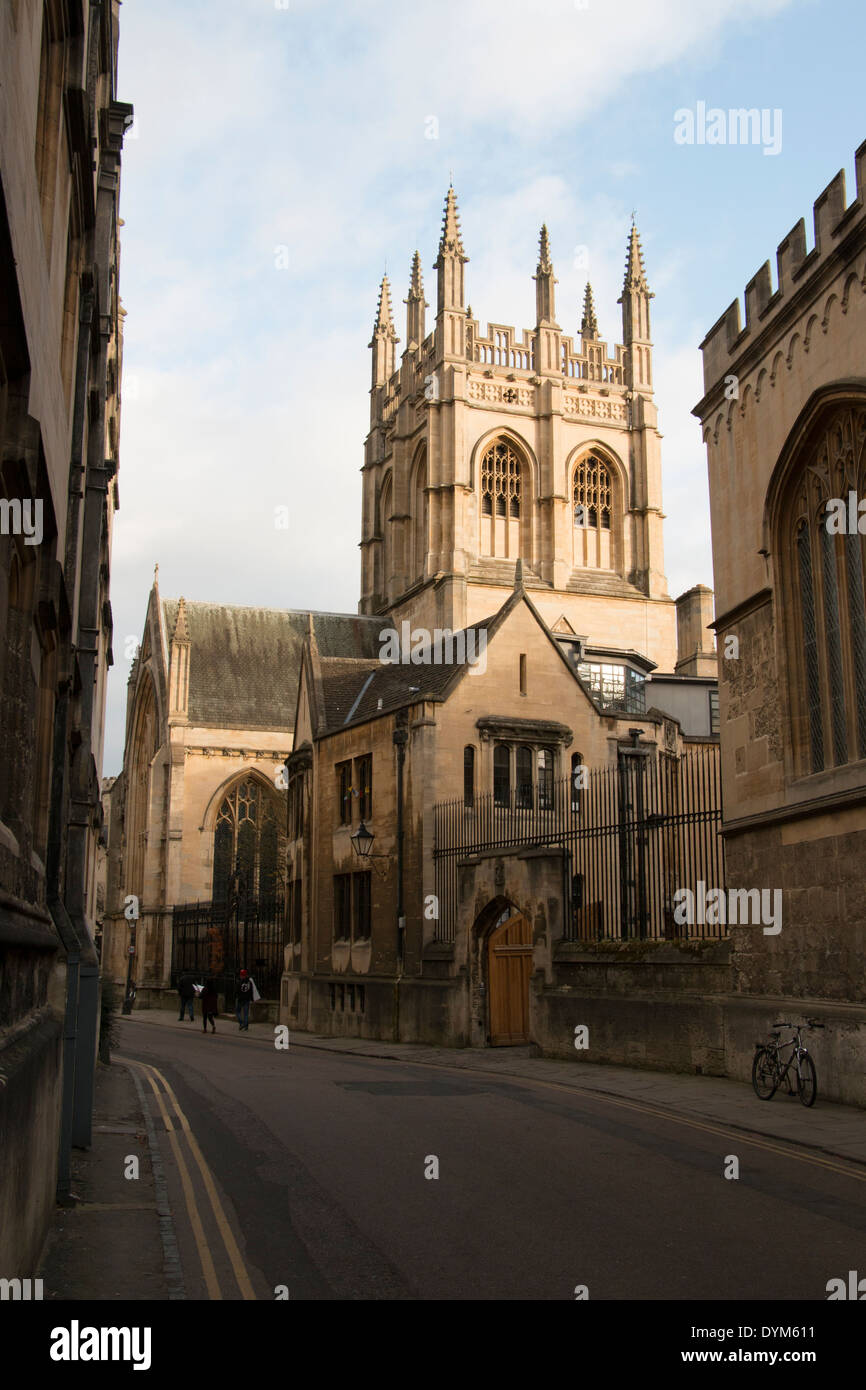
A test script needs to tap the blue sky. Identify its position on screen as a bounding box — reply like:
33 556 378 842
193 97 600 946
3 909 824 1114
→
106 0 865 772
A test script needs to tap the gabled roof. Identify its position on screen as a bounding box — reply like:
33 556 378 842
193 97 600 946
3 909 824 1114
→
306 580 604 738
160 599 380 730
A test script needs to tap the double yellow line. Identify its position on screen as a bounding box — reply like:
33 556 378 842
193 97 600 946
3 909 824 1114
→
119 1056 256 1300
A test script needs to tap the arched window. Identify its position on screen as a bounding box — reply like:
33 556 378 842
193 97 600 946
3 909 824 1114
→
412 454 428 582
379 474 393 599
572 453 615 572
212 777 285 905
573 455 611 530
785 405 866 775
481 439 521 518
463 746 475 807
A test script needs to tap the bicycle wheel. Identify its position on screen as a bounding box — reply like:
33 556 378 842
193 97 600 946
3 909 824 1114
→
752 1047 779 1100
797 1053 817 1107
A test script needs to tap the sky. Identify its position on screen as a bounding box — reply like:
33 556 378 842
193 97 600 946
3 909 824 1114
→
105 0 866 773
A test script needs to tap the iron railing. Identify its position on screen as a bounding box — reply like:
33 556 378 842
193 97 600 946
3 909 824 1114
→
171 895 285 1003
433 746 724 943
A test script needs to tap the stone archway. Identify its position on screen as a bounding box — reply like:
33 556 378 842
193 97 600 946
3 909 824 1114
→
470 897 533 1046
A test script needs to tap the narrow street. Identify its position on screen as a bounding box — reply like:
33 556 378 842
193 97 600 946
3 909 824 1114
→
114 1015 866 1302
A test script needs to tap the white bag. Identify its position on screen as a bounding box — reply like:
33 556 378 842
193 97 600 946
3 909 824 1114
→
251 978 261 1003
192 982 204 995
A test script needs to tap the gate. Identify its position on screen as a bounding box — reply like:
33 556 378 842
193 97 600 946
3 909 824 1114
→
171 896 285 1004
434 745 724 943
487 911 532 1045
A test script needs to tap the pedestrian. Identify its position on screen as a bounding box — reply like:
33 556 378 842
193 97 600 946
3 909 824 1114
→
236 969 254 1031
200 979 218 1033
177 974 196 1021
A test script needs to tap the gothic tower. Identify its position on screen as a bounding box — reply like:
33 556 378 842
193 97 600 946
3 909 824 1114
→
359 188 677 672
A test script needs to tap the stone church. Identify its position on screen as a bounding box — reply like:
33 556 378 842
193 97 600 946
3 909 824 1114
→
105 189 721 1056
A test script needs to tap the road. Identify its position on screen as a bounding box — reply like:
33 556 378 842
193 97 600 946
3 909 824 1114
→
116 1015 866 1301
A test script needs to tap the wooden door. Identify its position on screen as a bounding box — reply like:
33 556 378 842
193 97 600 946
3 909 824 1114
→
487 913 532 1045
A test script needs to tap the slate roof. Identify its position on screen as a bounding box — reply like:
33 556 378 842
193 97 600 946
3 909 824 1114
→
316 617 498 734
161 600 381 730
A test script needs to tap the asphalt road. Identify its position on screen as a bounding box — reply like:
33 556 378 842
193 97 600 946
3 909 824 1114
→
116 1016 866 1301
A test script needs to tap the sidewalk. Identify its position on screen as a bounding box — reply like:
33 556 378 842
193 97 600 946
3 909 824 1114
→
38 1056 183 1301
127 1008 866 1169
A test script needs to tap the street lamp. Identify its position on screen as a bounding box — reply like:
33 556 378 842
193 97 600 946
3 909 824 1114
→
350 821 376 858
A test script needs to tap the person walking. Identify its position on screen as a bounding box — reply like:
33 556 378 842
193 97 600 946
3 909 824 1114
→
177 974 196 1022
236 969 253 1031
200 979 218 1033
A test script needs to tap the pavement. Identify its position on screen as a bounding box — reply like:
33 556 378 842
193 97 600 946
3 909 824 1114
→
128 1006 866 1167
38 1053 184 1301
38 1006 866 1302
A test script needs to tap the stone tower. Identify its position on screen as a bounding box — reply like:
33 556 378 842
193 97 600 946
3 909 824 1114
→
359 188 677 671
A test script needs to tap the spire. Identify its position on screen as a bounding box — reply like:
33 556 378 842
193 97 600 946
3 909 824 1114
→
438 185 466 260
410 248 424 296
171 595 190 644
404 251 427 348
618 218 654 391
622 219 651 294
537 224 552 274
533 223 560 370
373 273 398 338
369 272 398 386
580 282 599 339
435 185 468 319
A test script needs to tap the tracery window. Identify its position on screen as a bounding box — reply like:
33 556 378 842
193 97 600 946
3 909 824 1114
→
787 405 866 775
212 777 284 905
573 455 612 530
481 440 521 518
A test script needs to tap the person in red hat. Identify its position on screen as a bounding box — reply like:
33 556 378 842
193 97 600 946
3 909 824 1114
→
236 969 253 1030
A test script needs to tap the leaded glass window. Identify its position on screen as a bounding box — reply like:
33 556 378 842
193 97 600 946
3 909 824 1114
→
820 525 848 766
481 440 521 518
797 521 823 773
573 455 612 530
788 405 866 775
212 778 284 904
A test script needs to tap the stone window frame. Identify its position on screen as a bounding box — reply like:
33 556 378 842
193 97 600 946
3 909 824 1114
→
777 401 866 778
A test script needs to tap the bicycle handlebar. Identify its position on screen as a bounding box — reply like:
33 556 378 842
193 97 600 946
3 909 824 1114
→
772 1019 825 1030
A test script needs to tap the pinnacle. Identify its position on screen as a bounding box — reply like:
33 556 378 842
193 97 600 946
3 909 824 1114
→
581 282 599 338
172 595 190 643
537 224 553 274
373 273 398 337
623 221 651 293
409 250 424 298
438 185 466 259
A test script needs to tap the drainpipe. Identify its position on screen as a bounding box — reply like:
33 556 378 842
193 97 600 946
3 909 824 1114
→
392 713 408 1040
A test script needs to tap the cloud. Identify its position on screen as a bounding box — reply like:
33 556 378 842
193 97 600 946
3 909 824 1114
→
105 0 794 768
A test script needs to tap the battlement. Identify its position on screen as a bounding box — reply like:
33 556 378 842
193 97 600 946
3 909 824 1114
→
374 314 627 416
699 139 866 397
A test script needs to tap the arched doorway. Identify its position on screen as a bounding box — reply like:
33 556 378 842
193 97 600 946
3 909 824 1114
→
486 906 532 1045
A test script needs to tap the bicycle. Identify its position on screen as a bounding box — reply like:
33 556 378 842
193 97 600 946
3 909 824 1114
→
751 1019 824 1107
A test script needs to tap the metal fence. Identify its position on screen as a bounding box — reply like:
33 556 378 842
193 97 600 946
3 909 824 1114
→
433 746 724 943
170 896 285 1004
